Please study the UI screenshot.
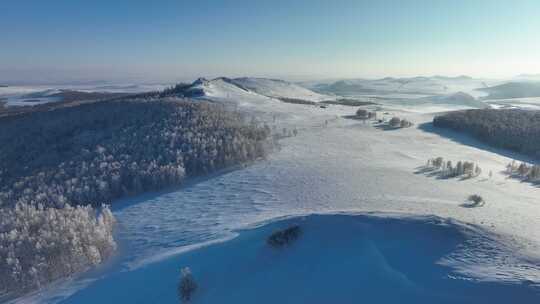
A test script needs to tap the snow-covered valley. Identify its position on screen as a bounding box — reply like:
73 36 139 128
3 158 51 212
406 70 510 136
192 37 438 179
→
8 77 540 303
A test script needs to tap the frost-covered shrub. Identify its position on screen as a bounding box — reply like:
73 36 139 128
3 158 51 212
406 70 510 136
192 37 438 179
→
389 117 401 127
178 267 197 302
0 99 271 208
467 194 484 205
267 225 301 248
0 203 116 296
356 109 376 120
400 119 413 128
388 117 412 128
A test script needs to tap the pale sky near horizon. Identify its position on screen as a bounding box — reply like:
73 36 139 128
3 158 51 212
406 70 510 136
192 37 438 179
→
2 0 540 83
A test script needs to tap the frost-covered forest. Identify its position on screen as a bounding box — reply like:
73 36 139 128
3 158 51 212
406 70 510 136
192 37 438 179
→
0 98 271 208
433 109 540 159
0 204 116 296
0 97 271 297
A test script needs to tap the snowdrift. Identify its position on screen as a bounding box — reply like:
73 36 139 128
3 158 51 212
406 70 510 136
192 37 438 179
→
61 214 539 304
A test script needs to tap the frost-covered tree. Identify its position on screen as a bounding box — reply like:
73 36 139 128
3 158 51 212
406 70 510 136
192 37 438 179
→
400 119 413 128
178 267 197 302
0 203 116 296
356 109 369 118
505 160 540 182
389 117 401 127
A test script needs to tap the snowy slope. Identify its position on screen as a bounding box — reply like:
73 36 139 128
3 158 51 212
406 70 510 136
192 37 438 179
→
229 77 334 102
57 214 539 304
183 77 285 110
478 82 540 99
183 77 334 103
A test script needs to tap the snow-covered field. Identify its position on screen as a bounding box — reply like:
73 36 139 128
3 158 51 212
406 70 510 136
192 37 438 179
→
53 215 540 303
10 78 540 303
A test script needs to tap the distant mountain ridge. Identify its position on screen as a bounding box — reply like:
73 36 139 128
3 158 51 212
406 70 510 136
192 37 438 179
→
478 82 540 99
311 75 483 96
421 91 488 108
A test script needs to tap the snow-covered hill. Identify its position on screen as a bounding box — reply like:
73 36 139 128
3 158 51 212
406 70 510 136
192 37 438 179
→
178 77 334 103
229 77 332 102
478 82 540 99
311 76 494 98
420 92 488 109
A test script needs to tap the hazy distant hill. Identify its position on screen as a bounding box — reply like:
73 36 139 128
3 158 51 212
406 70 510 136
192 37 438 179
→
421 92 488 108
478 82 540 99
311 76 481 96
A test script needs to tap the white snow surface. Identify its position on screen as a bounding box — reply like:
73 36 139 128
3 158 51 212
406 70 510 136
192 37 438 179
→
187 77 335 104
8 79 540 303
229 77 334 101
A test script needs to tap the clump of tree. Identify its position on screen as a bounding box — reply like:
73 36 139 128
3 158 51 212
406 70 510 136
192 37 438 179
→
267 225 301 248
0 203 116 296
426 157 482 178
506 160 540 181
178 267 197 302
388 117 413 128
433 109 540 159
356 109 377 120
0 99 272 208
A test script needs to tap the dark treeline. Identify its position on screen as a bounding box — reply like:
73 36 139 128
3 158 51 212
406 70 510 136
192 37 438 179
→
433 109 540 159
0 98 271 208
277 97 317 105
321 99 376 107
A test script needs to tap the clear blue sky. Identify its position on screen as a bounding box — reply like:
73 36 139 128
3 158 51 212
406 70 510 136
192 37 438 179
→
2 0 540 83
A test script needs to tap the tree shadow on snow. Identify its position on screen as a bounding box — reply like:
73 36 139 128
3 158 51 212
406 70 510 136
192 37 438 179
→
414 165 479 181
374 124 401 131
460 201 485 208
